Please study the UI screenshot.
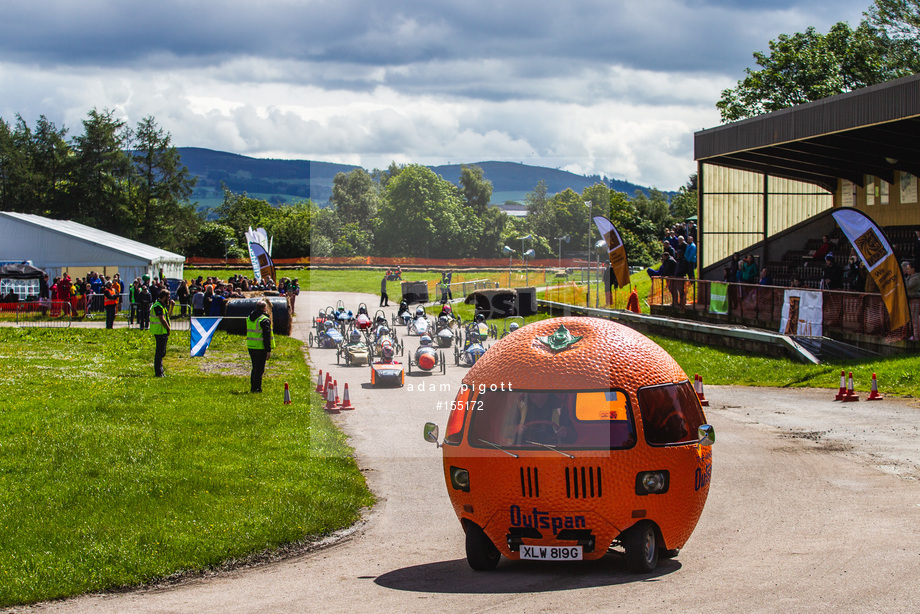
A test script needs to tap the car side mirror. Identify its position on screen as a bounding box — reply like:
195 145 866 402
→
424 422 440 446
697 424 715 446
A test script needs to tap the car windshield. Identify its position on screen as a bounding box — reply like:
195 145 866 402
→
467 389 636 451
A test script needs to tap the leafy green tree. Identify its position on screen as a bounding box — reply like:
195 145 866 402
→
669 174 697 221
376 164 464 258
264 200 314 258
30 115 71 217
190 222 240 258
131 116 198 246
717 20 918 122
330 168 379 232
0 117 31 212
212 187 277 246
458 164 492 216
69 108 133 232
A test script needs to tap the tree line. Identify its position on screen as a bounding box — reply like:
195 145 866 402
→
0 109 199 253
1 110 694 266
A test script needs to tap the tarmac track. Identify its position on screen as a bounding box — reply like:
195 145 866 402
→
23 291 920 614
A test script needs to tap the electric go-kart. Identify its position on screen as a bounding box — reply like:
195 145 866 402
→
455 328 488 366
309 320 344 348
351 303 373 333
407 335 447 375
337 329 371 366
393 301 413 327
407 306 432 336
370 340 405 387
334 303 354 333
313 306 335 329
500 316 525 338
370 320 404 356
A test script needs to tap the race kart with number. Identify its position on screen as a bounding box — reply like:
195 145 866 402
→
369 341 405 387
407 336 447 375
337 330 372 366
309 320 344 349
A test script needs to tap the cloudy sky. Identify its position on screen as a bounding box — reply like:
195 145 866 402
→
0 0 869 190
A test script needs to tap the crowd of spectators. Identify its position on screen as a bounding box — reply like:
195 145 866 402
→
30 271 300 321
647 225 920 309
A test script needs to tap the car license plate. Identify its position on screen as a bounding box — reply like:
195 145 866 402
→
520 545 582 561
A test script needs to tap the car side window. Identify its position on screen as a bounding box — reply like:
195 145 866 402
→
637 382 705 445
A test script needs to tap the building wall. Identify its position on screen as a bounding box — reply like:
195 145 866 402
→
839 173 920 227
700 163 833 268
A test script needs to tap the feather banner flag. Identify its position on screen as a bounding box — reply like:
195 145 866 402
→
832 207 910 330
593 216 631 288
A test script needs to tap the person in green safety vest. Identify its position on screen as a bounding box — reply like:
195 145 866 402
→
246 299 275 393
150 289 172 377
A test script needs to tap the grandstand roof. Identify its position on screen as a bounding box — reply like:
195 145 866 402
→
0 211 184 267
695 73 920 192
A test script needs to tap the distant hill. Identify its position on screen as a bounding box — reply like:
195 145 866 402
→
177 147 658 210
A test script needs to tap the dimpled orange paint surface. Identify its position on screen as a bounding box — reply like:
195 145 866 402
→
444 316 711 558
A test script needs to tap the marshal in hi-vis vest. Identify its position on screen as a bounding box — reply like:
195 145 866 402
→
150 301 170 335
246 314 275 350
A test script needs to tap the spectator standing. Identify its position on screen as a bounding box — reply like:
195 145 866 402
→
246 299 274 393
758 268 773 286
684 235 698 279
603 261 614 306
209 289 226 316
904 262 920 298
672 249 690 306
728 253 741 283
646 252 677 278
191 287 205 316
380 274 389 307
128 279 139 324
150 289 171 377
103 281 118 329
137 283 152 330
177 280 190 317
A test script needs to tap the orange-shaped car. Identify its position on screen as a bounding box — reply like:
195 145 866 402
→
424 316 714 572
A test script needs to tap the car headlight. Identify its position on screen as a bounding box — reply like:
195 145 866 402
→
635 470 669 495
450 466 470 492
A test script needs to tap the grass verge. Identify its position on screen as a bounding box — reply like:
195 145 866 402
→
0 327 373 608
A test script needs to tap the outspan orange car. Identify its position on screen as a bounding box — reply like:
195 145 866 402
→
424 316 714 572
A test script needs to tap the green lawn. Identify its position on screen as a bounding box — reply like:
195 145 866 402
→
0 327 372 607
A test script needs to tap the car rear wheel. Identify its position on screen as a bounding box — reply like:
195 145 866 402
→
465 523 500 571
622 520 658 573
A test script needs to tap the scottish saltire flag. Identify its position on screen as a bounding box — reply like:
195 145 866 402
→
190 317 223 357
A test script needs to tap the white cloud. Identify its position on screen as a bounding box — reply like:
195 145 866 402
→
0 0 871 189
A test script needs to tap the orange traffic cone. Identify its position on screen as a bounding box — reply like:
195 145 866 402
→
323 385 338 412
324 372 333 397
315 369 324 392
842 371 859 402
334 380 340 406
697 375 709 407
284 382 292 405
834 370 847 401
340 383 355 410
867 373 884 401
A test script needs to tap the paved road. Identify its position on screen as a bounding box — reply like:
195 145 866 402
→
26 292 920 613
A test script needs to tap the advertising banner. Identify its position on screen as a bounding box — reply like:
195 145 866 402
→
780 289 823 337
832 207 909 330
592 216 630 288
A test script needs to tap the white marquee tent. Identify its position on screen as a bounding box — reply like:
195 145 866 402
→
0 211 185 284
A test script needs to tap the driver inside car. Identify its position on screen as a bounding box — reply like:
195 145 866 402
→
509 393 573 446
